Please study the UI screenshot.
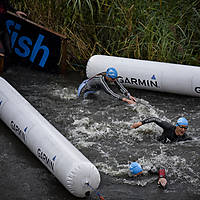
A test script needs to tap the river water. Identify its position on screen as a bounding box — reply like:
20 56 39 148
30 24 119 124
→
0 65 200 200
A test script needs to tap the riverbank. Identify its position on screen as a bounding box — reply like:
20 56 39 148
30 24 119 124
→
11 0 200 71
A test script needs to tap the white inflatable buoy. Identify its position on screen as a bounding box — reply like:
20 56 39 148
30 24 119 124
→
0 77 100 197
86 55 200 97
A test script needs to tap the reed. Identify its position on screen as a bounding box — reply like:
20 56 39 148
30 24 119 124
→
10 0 200 69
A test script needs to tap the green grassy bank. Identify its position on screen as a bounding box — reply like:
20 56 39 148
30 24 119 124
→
11 0 200 70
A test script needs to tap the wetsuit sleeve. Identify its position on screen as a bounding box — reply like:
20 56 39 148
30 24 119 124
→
141 117 174 143
100 76 124 100
141 117 171 130
114 79 131 97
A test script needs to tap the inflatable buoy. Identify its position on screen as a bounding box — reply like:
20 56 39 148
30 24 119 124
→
86 55 200 97
0 77 100 197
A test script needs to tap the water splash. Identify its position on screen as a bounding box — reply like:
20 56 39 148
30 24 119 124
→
52 87 77 100
46 85 200 194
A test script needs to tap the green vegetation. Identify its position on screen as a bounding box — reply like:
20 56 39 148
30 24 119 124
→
11 0 200 69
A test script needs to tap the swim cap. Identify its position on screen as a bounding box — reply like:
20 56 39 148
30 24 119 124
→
106 67 118 79
129 162 143 176
176 117 188 127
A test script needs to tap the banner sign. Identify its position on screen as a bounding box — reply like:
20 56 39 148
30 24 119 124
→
5 11 67 72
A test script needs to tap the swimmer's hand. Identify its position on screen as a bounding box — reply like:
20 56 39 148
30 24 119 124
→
131 122 142 129
158 177 167 189
129 95 136 102
16 11 27 17
122 97 136 105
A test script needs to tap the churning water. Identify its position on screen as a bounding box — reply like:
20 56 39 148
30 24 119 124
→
0 65 200 200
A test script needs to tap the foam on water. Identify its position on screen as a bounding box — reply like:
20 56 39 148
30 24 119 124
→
52 87 77 100
62 97 170 184
50 86 200 194
2 65 200 199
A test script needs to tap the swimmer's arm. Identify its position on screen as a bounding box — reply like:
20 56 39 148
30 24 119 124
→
131 117 169 129
115 79 136 103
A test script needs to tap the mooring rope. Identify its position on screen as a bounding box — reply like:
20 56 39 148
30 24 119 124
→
86 182 105 200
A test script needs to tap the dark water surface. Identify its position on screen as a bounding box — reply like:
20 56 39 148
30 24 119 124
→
0 65 200 200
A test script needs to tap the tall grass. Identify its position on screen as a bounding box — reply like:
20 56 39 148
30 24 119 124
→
10 0 200 69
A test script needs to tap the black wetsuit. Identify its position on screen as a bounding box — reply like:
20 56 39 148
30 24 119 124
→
0 0 15 55
141 117 192 143
80 73 131 100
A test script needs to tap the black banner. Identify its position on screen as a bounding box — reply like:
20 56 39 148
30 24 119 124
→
5 11 66 72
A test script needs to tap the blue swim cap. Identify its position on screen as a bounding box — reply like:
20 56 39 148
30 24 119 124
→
176 117 188 127
129 162 143 176
106 67 118 79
